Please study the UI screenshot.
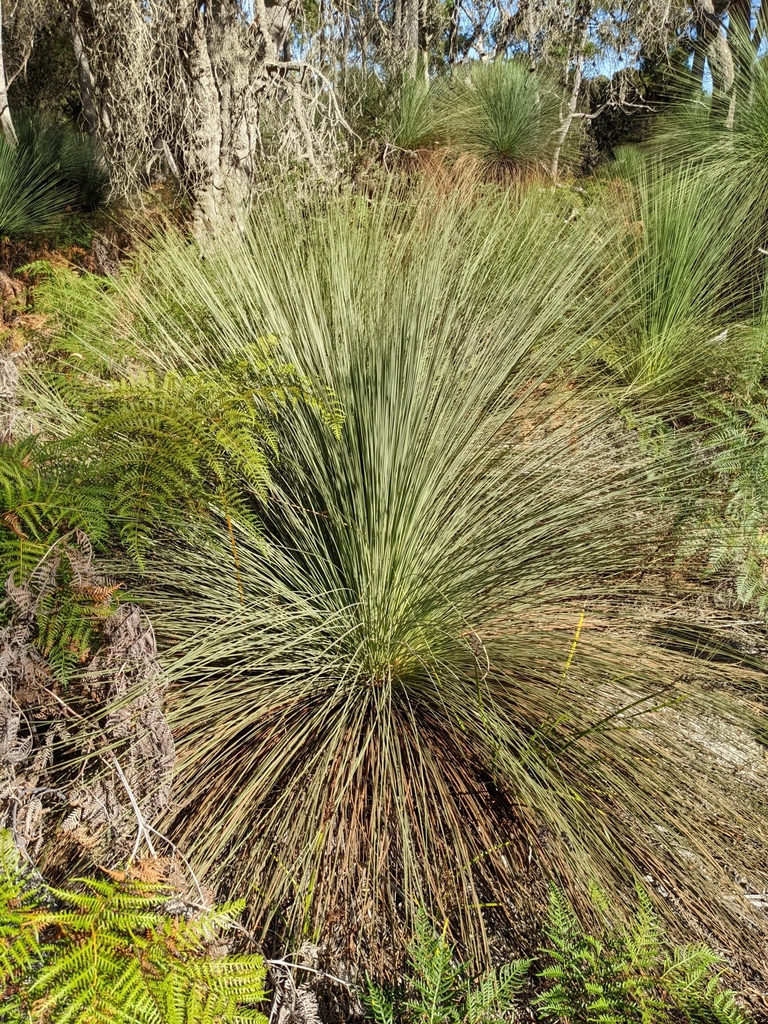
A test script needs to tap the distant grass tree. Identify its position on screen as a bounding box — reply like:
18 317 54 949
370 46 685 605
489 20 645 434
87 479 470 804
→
439 60 562 180
593 155 763 398
652 41 768 249
0 113 108 238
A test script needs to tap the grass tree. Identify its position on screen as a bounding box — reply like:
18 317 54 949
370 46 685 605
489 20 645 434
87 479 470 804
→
29 186 768 974
339 70 439 155
438 61 562 181
652 45 768 252
0 113 108 238
591 154 764 399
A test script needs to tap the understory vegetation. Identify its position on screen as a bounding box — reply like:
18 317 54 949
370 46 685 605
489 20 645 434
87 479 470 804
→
4 6 768 1023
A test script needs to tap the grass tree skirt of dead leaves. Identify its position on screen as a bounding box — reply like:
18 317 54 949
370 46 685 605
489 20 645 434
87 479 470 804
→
0 531 174 873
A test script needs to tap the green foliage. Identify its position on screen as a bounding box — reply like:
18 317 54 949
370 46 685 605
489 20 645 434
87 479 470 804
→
340 70 441 153
7 23 80 122
364 896 750 1024
0 834 45 1023
41 185 766 972
57 356 330 565
21 260 340 566
0 830 268 1024
0 136 70 240
0 440 116 681
439 60 562 176
364 909 528 1024
0 439 107 576
0 113 107 238
13 114 109 214
674 378 768 611
388 74 441 151
535 884 749 1024
593 156 762 398
342 59 563 175
651 42 768 246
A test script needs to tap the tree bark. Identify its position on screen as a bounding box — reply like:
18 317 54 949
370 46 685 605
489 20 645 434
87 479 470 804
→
63 1 105 140
551 52 583 180
403 0 418 74
551 8 590 180
182 2 227 232
393 0 418 74
0 1 16 142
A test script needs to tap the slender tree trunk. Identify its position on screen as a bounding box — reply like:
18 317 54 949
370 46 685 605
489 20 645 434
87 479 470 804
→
447 0 459 64
551 7 589 181
551 52 583 180
0 1 16 142
708 22 735 121
393 0 417 75
404 0 418 74
64 2 104 139
257 0 296 60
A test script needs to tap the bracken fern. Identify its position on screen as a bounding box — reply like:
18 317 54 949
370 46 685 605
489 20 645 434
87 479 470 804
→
0 831 268 1024
535 884 750 1024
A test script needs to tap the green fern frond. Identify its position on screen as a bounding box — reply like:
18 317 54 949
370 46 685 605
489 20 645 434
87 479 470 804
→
363 981 396 1024
30 357 339 566
0 441 109 584
364 907 527 1024
406 911 462 1024
465 961 528 1024
0 832 268 1024
534 885 751 1023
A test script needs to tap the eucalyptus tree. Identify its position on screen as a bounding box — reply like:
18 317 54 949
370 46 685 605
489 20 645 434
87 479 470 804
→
0 0 58 140
47 0 347 221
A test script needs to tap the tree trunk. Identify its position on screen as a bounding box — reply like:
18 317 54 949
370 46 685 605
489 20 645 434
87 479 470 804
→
404 0 418 74
393 0 418 75
448 0 458 65
0 1 16 142
551 53 583 180
64 1 104 140
551 9 590 181
182 2 227 232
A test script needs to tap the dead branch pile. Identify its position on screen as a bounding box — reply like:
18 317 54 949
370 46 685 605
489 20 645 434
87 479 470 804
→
0 531 174 867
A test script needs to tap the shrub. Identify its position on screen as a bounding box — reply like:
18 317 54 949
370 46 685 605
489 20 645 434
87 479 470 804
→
365 908 528 1024
0 114 108 238
363 894 751 1024
439 60 562 179
592 156 763 398
340 69 442 154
